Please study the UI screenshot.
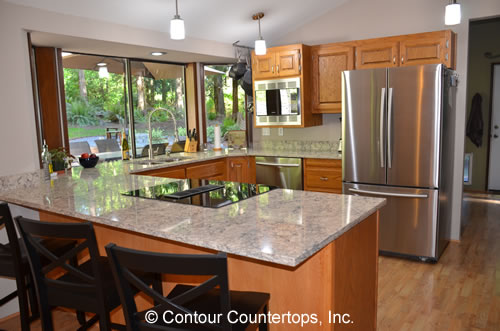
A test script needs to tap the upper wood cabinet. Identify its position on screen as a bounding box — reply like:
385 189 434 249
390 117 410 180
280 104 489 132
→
253 45 302 80
355 41 399 69
400 30 455 68
311 45 354 113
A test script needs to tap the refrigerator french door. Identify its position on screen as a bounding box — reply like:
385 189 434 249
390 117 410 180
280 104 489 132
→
342 64 451 261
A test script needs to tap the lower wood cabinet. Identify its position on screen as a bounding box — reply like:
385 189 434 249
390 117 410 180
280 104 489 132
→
304 158 342 194
134 156 256 183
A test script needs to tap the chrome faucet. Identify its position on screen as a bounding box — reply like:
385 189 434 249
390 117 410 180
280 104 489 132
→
147 107 179 160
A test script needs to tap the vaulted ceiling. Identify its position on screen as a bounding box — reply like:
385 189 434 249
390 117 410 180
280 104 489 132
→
6 0 349 46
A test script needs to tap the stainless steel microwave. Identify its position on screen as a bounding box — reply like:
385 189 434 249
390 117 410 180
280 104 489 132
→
254 77 301 126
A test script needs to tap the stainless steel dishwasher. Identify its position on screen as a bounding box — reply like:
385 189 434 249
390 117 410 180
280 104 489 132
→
255 156 303 190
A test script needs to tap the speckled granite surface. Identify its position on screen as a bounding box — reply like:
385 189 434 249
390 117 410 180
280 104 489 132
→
0 152 382 267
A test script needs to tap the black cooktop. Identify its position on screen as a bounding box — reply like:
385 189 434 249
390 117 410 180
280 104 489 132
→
122 179 277 208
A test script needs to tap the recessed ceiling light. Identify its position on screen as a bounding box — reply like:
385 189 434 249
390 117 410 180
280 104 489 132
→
151 52 166 56
97 62 107 67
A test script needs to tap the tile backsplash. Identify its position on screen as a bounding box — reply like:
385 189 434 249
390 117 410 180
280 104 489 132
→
252 114 342 151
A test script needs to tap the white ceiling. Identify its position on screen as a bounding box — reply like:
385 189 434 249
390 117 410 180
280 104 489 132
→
6 0 348 46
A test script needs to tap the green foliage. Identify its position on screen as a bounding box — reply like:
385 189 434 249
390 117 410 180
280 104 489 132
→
151 128 166 143
221 117 241 136
177 127 187 138
207 125 215 142
66 99 99 126
208 112 217 121
105 102 126 123
68 127 105 139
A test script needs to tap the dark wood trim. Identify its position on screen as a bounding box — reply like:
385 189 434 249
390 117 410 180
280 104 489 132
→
185 63 201 147
56 48 70 151
199 65 208 143
34 47 65 150
485 62 500 191
27 33 43 168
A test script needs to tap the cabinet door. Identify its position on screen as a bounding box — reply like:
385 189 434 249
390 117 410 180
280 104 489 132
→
185 160 226 180
227 157 256 183
400 37 447 67
304 159 342 193
276 48 301 77
355 41 399 69
252 52 276 80
311 45 354 113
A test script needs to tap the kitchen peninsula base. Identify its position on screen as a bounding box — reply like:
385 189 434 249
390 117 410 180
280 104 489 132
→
38 210 378 331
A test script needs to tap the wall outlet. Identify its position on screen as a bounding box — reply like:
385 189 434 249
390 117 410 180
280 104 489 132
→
262 128 270 136
278 127 284 136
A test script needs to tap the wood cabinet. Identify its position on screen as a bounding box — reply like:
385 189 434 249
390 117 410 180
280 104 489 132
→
311 45 354 113
185 160 226 180
304 158 342 194
400 30 455 69
227 156 256 184
252 45 301 80
355 41 399 69
252 44 322 128
135 166 186 179
309 30 456 114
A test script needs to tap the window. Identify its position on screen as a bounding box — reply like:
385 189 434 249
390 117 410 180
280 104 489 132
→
62 53 187 160
130 61 186 157
62 54 129 159
203 65 247 147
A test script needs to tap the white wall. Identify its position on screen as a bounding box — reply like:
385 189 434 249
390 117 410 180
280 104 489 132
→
273 0 500 241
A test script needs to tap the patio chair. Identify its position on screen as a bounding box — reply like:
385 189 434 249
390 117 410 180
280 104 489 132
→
69 141 91 156
95 139 121 153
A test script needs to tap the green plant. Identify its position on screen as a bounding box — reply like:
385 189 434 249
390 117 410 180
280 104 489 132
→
177 127 187 138
50 147 75 171
67 99 99 126
105 102 125 123
151 128 166 143
208 112 217 121
207 125 215 142
221 117 241 136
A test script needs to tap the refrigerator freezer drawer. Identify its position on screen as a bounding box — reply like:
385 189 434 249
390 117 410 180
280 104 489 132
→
343 183 439 259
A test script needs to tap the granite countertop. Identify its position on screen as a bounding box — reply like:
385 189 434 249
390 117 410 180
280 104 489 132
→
0 152 382 267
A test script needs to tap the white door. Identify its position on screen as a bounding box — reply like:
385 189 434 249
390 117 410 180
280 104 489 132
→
488 65 500 191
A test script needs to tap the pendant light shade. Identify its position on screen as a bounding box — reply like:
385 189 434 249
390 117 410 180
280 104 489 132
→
253 12 266 55
255 39 267 56
170 0 185 40
97 63 109 79
445 1 461 26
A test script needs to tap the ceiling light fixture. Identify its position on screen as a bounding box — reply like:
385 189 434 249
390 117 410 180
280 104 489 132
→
97 63 109 79
170 0 185 40
445 0 461 26
151 51 166 56
253 12 266 56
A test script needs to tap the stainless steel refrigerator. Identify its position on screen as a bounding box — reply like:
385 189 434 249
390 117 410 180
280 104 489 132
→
342 64 457 262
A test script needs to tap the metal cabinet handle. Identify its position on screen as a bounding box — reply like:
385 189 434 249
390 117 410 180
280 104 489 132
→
393 56 396 64
320 177 329 181
235 164 242 168
387 87 393 169
255 162 300 167
348 188 428 199
401 56 404 64
380 88 386 168
277 65 280 73
231 162 234 168
271 66 274 73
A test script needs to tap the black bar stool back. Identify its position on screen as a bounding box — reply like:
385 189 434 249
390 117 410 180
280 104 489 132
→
15 216 120 331
106 243 270 331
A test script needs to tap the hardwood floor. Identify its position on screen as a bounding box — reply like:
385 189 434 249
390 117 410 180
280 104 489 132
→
1 195 499 330
378 194 500 330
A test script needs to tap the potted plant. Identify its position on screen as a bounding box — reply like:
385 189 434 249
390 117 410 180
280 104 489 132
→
49 147 75 172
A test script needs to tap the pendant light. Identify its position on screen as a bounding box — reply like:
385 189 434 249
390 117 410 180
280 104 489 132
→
445 0 461 26
97 63 109 79
253 12 266 55
170 0 185 40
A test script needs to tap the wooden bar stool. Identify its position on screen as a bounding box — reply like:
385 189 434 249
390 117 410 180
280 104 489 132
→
106 243 270 331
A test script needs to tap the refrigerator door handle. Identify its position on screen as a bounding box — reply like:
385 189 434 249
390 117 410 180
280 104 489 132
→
387 87 394 169
348 188 429 199
380 88 386 168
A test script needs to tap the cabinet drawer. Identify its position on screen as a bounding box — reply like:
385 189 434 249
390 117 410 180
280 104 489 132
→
136 166 186 179
186 160 226 180
304 159 342 193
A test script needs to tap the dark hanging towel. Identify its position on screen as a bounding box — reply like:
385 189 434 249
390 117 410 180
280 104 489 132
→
466 93 483 148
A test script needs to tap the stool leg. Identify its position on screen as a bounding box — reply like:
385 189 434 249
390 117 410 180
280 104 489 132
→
16 275 31 331
27 274 40 319
76 311 86 325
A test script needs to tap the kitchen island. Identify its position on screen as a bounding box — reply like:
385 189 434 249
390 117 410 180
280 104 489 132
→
0 155 384 330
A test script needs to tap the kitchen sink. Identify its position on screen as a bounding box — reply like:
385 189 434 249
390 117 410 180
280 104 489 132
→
135 156 191 165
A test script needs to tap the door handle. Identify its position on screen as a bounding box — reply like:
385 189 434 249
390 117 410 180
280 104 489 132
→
320 177 329 181
348 188 428 199
401 56 404 64
277 65 280 73
255 162 300 167
387 87 393 169
271 66 274 73
380 88 386 168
